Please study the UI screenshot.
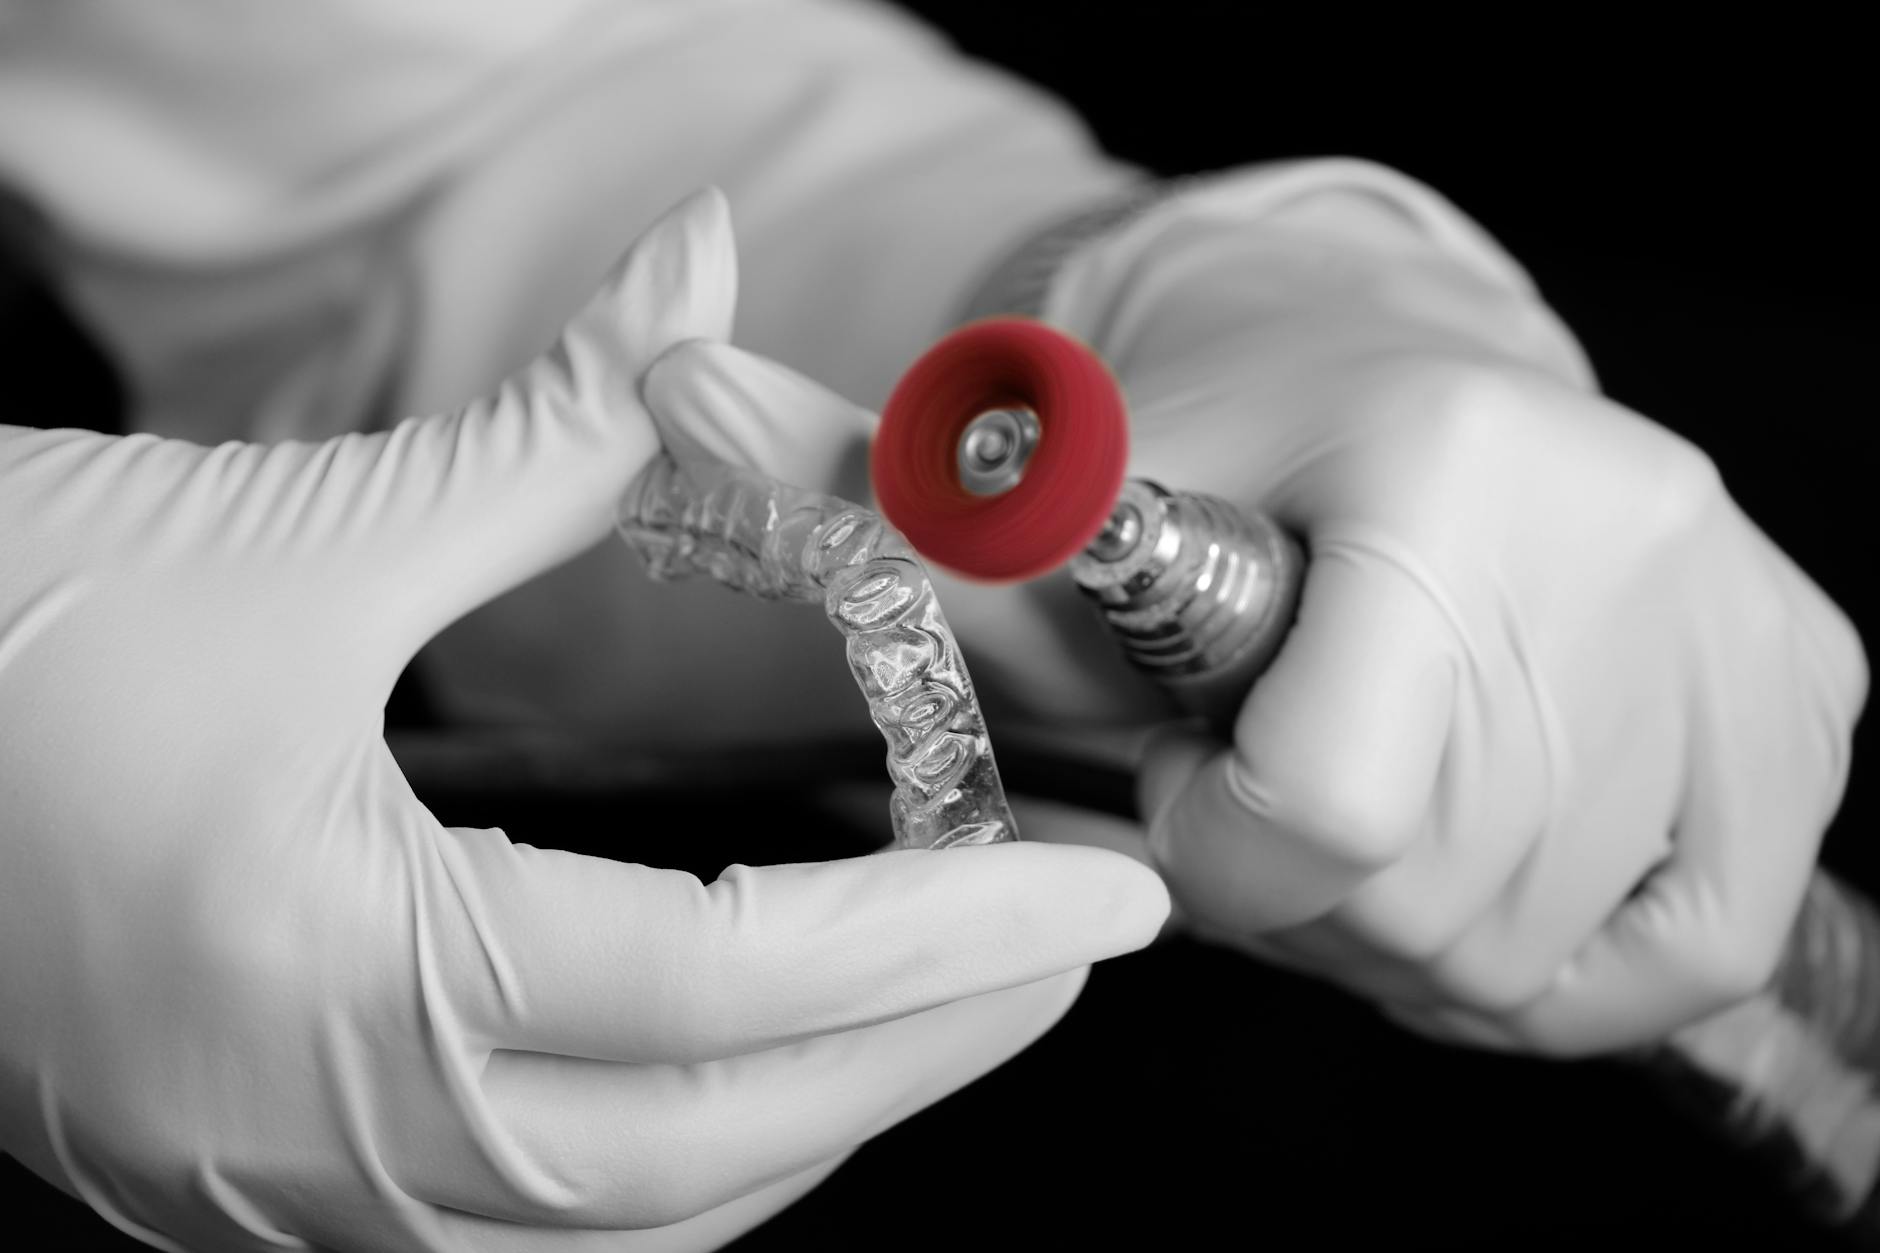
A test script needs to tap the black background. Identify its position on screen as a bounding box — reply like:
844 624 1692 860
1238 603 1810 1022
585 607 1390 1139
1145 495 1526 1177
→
4 7 1875 1250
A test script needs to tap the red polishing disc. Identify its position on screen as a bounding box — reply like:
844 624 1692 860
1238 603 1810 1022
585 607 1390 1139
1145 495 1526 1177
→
873 318 1128 582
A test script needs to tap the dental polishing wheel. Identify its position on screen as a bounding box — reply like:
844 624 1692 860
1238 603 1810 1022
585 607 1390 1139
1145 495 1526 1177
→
872 318 1129 583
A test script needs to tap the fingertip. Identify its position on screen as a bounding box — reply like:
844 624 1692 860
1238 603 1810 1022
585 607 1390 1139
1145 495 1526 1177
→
970 839 1173 957
1082 845 1174 952
590 187 738 376
686 183 734 248
641 339 874 495
867 840 1169 981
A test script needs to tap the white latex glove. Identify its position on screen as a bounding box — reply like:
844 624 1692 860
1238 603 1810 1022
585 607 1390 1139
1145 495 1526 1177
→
639 189 1869 1059
1049 194 1871 1058
0 190 1169 1253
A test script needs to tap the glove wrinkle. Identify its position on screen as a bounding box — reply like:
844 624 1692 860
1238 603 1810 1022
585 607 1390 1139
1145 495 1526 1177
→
0 577 90 675
405 835 582 1224
192 1159 310 1251
428 826 533 1047
38 1073 191 1253
316 1011 466 1253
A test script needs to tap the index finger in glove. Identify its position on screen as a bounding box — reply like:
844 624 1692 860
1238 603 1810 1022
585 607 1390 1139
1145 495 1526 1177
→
641 339 875 501
1139 532 1457 932
426 827 1168 1064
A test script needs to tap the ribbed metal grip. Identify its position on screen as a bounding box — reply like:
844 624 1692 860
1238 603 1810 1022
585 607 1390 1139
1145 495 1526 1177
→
1069 480 1303 727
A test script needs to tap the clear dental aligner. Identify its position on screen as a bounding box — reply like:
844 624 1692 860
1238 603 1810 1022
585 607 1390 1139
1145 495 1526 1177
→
617 454 1017 850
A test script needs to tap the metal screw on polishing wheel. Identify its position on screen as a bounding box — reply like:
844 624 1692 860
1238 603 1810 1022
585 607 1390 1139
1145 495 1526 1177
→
1085 501 1144 563
957 407 1041 496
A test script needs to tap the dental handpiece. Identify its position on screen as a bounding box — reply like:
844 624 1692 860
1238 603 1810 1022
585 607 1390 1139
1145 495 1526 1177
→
872 316 1880 1237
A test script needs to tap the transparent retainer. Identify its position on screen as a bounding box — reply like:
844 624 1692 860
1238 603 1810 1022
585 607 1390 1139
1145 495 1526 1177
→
617 454 1017 850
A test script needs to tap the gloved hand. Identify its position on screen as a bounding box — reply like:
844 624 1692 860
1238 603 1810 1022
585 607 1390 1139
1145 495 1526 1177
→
640 179 1869 1059
1043 186 1871 1057
0 189 1169 1253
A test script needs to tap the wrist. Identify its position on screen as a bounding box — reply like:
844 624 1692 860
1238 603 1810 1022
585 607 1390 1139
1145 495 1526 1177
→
962 159 1597 394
